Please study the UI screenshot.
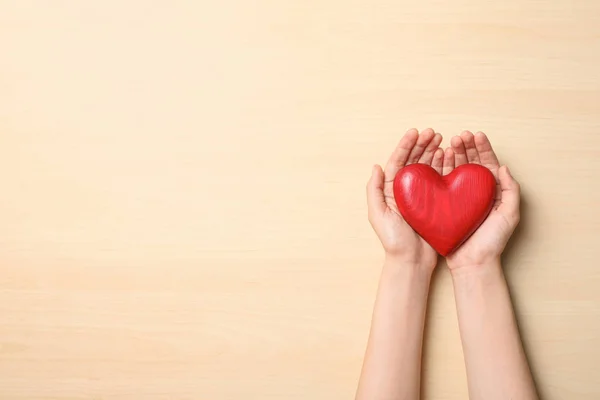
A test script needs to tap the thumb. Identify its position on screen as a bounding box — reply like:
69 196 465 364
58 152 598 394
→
497 165 521 223
366 164 387 220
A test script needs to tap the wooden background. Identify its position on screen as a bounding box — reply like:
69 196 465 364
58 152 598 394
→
1 1 600 399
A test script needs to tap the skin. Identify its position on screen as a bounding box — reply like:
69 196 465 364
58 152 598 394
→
448 131 538 400
356 129 538 400
356 128 441 400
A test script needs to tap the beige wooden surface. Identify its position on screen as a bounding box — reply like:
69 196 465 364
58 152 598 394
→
1 1 600 399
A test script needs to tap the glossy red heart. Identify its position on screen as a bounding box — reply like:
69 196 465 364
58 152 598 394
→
393 164 496 256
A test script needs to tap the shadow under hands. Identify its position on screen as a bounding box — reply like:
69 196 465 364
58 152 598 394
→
502 192 530 270
502 192 545 399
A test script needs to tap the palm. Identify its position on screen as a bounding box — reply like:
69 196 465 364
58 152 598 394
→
444 131 520 269
367 128 445 270
381 179 436 264
448 207 512 268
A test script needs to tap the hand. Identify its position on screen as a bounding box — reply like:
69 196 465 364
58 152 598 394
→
367 128 444 270
444 131 521 272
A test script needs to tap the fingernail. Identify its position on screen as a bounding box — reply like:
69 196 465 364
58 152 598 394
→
505 166 511 176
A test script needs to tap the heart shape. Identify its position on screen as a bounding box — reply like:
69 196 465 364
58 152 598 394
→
393 163 496 256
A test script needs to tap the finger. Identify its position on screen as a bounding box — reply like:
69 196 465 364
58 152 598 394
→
431 148 444 174
474 131 500 172
497 165 521 223
406 128 435 165
451 136 468 166
418 133 443 165
461 130 480 163
367 164 387 219
384 128 419 180
442 147 455 175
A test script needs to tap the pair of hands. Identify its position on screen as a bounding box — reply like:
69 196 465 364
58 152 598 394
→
367 128 521 273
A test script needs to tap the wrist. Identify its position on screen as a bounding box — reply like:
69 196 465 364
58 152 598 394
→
383 255 434 281
450 258 503 284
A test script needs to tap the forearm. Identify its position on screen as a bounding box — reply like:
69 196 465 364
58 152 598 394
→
452 260 537 400
356 257 432 400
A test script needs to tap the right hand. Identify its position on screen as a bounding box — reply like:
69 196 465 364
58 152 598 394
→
443 131 521 273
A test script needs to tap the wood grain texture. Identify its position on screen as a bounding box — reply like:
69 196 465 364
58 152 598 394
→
394 164 496 256
1 1 600 399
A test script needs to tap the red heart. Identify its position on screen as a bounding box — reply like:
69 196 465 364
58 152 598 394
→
393 164 496 256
